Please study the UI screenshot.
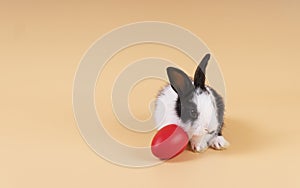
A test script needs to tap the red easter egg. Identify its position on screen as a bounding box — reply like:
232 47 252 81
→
151 124 189 160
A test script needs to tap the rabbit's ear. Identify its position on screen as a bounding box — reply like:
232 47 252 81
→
194 53 210 90
167 67 194 97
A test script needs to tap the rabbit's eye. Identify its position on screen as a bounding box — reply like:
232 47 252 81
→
190 109 198 119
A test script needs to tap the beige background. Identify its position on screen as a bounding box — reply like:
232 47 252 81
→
1 0 300 187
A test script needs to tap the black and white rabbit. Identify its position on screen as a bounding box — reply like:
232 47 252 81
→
154 54 229 152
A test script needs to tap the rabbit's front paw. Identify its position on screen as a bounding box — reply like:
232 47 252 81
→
209 136 230 150
190 135 208 152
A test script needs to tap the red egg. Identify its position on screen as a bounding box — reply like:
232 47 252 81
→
151 124 189 160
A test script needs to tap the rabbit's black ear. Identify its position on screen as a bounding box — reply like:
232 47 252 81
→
194 53 210 90
167 67 194 97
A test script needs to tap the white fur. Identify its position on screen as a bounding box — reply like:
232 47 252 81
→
154 85 180 129
154 85 229 152
190 134 210 152
192 88 218 135
209 136 230 150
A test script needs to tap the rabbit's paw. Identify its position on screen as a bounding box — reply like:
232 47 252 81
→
209 136 230 150
190 135 208 152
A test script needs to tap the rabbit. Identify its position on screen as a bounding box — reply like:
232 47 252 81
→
154 53 229 152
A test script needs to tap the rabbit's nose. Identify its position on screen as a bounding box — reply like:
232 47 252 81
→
208 130 216 134
204 128 216 134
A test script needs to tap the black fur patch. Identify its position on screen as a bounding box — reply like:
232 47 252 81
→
194 54 210 91
175 93 198 123
194 70 206 91
208 86 225 136
175 97 181 117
